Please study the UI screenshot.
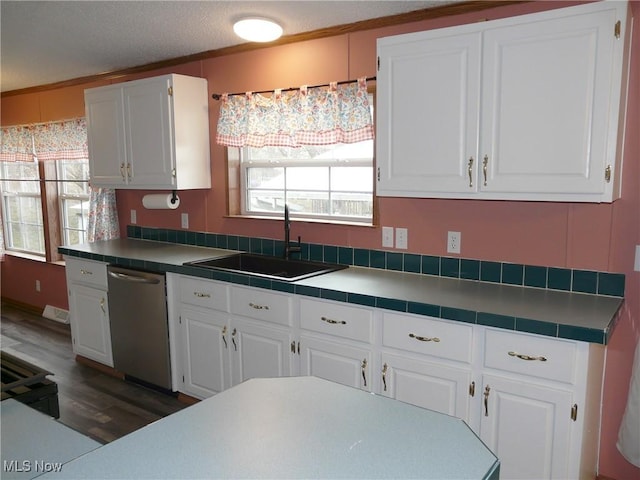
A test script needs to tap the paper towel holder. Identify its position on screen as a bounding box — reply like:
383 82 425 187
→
170 190 178 205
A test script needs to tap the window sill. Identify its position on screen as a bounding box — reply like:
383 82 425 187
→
224 214 376 228
2 251 65 266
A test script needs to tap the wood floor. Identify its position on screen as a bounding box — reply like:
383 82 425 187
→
1 301 187 444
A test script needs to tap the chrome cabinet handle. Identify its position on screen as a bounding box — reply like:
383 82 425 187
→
80 269 93 275
382 363 388 392
126 163 131 179
222 326 228 349
467 157 474 187
120 163 126 180
409 333 440 343
231 328 237 351
321 316 346 325
484 385 490 416
508 351 547 362
249 303 269 310
100 297 106 314
469 381 475 397
193 292 211 298
482 155 488 186
361 358 367 387
571 404 578 422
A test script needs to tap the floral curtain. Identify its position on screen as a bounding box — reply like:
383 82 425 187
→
216 77 374 148
0 124 35 162
0 118 119 248
87 188 119 242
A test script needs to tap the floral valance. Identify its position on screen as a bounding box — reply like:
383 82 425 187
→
216 77 374 148
0 118 88 162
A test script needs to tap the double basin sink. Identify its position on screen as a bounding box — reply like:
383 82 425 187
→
184 253 347 282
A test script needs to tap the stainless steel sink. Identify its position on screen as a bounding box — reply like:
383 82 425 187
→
184 253 347 282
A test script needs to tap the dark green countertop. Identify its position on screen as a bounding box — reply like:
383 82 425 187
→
60 238 623 344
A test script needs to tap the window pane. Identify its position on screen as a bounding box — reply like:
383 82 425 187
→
331 192 373 218
287 167 329 190
4 197 45 254
247 190 284 213
63 199 89 230
247 167 284 189
1 162 39 194
59 161 90 195
331 166 373 192
287 191 330 215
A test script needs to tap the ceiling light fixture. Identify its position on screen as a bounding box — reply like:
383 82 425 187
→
233 17 283 43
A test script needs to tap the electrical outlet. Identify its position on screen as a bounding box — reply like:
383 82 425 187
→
382 226 394 248
447 231 461 254
35 280 41 292
396 228 408 249
181 213 189 229
130 209 137 224
635 245 640 272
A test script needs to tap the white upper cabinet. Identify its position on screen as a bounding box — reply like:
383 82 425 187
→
85 74 211 190
376 1 630 202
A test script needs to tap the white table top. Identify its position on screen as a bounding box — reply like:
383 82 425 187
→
39 377 499 479
1 399 101 479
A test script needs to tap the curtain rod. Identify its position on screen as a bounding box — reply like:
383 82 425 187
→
211 76 376 100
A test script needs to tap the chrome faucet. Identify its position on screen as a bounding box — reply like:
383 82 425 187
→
283 204 301 260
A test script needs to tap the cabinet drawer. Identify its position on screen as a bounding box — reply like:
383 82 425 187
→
230 286 292 327
179 277 229 312
65 258 108 289
483 329 578 384
382 312 473 364
300 299 373 343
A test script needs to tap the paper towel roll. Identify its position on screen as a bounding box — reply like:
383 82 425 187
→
142 193 180 210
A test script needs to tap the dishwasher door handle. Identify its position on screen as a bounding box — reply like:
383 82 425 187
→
108 270 161 284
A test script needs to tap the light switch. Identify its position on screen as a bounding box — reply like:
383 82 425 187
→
130 209 137 224
181 213 189 229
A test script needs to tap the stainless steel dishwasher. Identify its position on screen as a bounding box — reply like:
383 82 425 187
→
107 266 171 390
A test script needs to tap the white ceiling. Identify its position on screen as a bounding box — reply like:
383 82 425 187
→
1 0 456 93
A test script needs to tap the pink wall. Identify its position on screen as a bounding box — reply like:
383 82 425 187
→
1 1 638 476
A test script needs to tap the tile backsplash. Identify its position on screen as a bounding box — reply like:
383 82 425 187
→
127 225 625 298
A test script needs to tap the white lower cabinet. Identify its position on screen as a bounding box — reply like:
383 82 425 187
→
298 298 374 391
64 257 113 367
179 306 230 398
299 334 372 391
169 275 603 479
479 374 574 480
229 316 294 387
379 352 472 420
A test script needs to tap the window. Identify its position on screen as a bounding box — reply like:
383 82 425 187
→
240 140 374 222
0 158 90 258
0 161 45 256
235 91 375 224
57 160 90 246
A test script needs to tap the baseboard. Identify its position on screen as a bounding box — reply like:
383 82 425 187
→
597 475 617 480
177 392 201 405
1 297 43 316
75 355 125 380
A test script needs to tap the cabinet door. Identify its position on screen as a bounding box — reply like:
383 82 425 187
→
85 87 127 186
300 334 372 392
380 352 472 421
68 284 113 366
480 7 621 197
230 318 293 387
377 29 481 196
179 306 230 399
480 374 573 480
123 77 175 188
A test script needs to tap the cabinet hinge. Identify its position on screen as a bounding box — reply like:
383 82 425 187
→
182 374 185 383
377 167 381 182
168 86 174 96
605 165 612 183
377 56 380 71
178 315 182 324
615 20 621 39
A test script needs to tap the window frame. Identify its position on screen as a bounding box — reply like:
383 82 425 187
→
0 158 90 262
228 88 377 226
